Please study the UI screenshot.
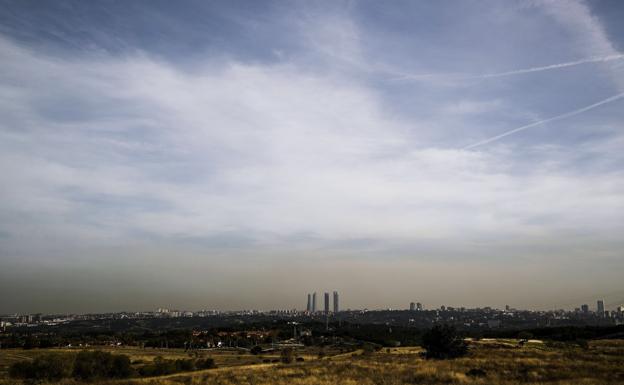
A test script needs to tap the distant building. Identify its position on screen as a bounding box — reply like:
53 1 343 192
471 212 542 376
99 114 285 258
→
487 319 501 328
581 304 589 313
312 292 317 313
333 291 339 313
324 292 330 314
410 302 415 311
597 300 605 316
306 294 311 312
416 302 423 311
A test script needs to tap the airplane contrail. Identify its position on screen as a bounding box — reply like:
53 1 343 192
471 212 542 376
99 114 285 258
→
473 53 624 79
463 91 624 149
391 53 624 81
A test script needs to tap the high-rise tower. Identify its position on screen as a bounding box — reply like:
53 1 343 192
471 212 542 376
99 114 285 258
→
312 292 317 313
324 292 330 314
333 291 339 313
306 293 311 312
597 299 605 316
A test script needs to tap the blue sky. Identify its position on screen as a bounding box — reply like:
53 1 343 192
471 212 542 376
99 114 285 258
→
1 0 623 313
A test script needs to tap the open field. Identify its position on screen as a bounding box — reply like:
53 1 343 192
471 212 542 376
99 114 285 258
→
1 340 624 384
0 346 328 377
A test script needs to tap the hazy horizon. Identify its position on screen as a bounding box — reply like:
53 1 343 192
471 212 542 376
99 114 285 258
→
1 0 624 314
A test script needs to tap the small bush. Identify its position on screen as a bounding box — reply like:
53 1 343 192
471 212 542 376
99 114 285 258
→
518 331 533 341
466 368 487 378
361 343 376 356
175 358 196 371
576 339 590 350
280 347 294 364
196 357 216 369
250 345 263 355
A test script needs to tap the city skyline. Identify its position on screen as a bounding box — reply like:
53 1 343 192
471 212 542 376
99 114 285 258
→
1 1 624 314
2 291 621 315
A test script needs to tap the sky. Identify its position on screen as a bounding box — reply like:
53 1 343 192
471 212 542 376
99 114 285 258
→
1 0 623 314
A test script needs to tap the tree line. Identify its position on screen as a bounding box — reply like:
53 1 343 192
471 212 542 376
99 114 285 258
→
9 350 216 381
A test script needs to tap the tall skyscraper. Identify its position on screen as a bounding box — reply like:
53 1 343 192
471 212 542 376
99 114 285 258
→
324 292 330 314
410 302 415 311
416 302 423 311
581 304 589 313
312 292 317 313
333 291 339 313
597 299 605 316
306 293 311 312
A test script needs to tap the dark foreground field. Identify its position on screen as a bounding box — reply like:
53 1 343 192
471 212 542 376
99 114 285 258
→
1 339 623 384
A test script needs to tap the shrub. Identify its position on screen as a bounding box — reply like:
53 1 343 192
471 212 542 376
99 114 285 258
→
196 357 216 369
422 324 468 359
576 339 590 350
518 331 533 341
280 347 294 364
296 357 305 362
361 343 375 356
466 368 487 378
250 345 263 355
175 358 196 372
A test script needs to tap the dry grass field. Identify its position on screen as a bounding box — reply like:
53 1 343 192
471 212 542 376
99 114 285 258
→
1 339 623 384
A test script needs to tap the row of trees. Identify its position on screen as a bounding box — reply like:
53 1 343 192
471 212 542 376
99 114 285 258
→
138 356 215 376
9 351 216 381
10 351 132 381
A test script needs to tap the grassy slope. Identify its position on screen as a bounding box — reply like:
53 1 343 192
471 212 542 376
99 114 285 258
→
1 340 624 384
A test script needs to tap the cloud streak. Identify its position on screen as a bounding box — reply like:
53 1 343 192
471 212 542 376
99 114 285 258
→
391 53 624 82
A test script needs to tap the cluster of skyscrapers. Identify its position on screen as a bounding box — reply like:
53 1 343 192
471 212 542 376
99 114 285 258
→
580 300 606 316
409 302 423 311
306 291 339 314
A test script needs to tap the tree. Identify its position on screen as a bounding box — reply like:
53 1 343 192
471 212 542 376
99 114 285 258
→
517 331 533 342
422 324 468 359
250 345 263 355
110 354 133 378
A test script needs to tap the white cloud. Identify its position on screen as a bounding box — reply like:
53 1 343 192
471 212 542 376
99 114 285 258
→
0 34 622 255
532 0 624 90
